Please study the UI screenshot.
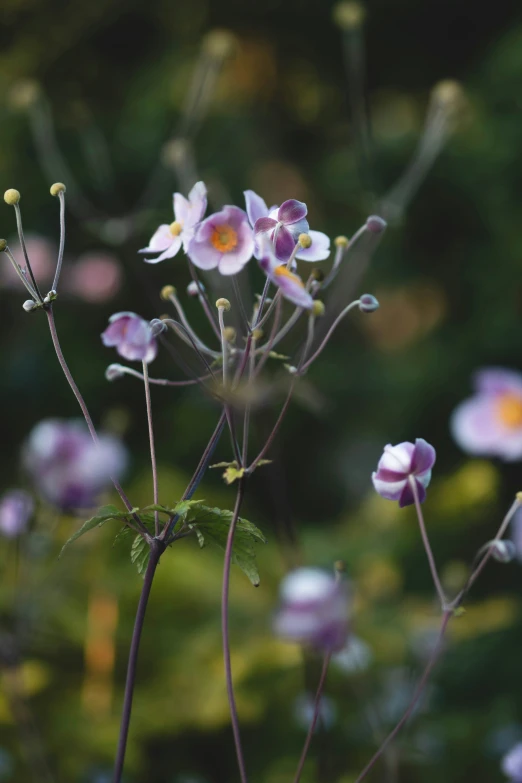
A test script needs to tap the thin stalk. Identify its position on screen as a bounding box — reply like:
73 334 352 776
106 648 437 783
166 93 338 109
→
51 191 66 292
188 262 221 340
252 294 283 379
45 307 146 535
221 479 248 783
292 653 332 783
109 364 211 387
409 478 446 609
232 275 251 332
355 610 452 783
252 278 271 331
322 224 368 290
13 204 43 302
112 539 165 783
248 379 296 473
253 290 281 332
257 306 304 353
162 319 217 377
168 292 220 357
142 361 160 537
299 300 361 372
3 246 39 299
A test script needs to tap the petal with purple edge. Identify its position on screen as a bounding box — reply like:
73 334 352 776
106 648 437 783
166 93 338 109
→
398 481 418 507
374 467 410 482
244 190 269 227
378 443 414 473
274 225 297 262
274 269 313 309
372 473 406 501
296 230 331 262
254 216 278 235
278 199 308 225
411 438 436 474
285 217 310 240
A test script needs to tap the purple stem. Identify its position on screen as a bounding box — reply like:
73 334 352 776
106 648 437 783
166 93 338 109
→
112 539 165 783
409 477 446 608
221 479 249 783
248 380 296 472
292 652 332 783
142 360 160 537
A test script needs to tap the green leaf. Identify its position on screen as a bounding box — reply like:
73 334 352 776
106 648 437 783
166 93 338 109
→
131 535 150 575
223 466 245 485
59 504 124 558
186 504 266 586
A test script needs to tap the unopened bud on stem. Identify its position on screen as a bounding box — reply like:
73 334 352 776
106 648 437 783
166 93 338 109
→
365 215 387 234
50 182 66 197
150 318 167 336
311 300 325 317
0 239 7 252
223 327 236 342
333 1 366 30
334 235 349 248
359 294 379 313
187 280 203 297
216 297 231 311
4 189 20 206
22 299 37 312
105 364 124 382
160 285 176 301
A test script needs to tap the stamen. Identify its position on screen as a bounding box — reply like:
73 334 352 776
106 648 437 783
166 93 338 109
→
211 224 238 253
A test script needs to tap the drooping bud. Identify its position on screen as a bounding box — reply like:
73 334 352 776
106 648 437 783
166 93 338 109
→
334 235 349 248
359 294 379 313
216 298 231 311
169 221 182 236
489 540 516 564
160 285 176 301
22 299 37 312
149 318 167 337
105 364 124 382
223 327 236 342
187 281 202 297
298 233 312 249
311 300 325 317
0 239 7 252
365 215 387 234
332 1 366 30
4 189 20 206
50 182 66 197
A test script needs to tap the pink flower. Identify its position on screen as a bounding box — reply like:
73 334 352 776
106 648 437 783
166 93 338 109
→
1 234 55 288
24 420 127 510
187 205 254 275
245 189 330 263
502 743 522 782
0 490 33 538
258 238 313 309
372 439 436 507
139 181 207 263
101 312 157 363
273 568 350 651
63 252 122 303
451 368 522 461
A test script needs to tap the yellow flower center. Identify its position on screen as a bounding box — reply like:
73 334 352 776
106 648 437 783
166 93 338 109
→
210 224 238 252
496 393 522 429
274 265 304 288
169 221 183 236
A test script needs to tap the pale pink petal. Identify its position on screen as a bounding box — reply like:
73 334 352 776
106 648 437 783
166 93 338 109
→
450 396 505 455
474 367 522 395
145 235 182 264
244 189 269 227
296 230 331 262
173 193 190 224
139 224 172 253
186 237 220 271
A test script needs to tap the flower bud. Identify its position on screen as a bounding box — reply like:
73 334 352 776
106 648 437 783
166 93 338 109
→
216 297 231 311
169 221 182 236
298 233 312 249
223 326 236 342
22 299 37 312
359 294 379 313
160 285 176 301
149 318 167 336
105 364 124 381
50 182 66 197
187 281 202 297
311 300 325 318
365 215 387 234
489 540 516 564
332 1 366 30
43 290 57 304
4 189 20 206
0 239 7 252
334 235 349 248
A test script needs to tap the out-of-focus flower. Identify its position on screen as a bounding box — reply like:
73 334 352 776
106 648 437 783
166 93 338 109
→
139 181 207 263
258 239 313 309
0 490 33 537
187 206 254 275
63 252 122 302
101 312 157 363
502 743 522 781
273 568 349 651
1 234 55 288
451 369 522 461
245 189 330 263
510 508 522 564
24 419 127 510
371 438 436 507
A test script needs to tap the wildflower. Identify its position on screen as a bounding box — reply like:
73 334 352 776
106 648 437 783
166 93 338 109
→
24 419 127 510
101 312 157 363
502 743 522 782
64 252 122 303
0 490 33 538
139 181 207 263
187 206 254 275
245 189 330 262
371 438 436 507
273 567 350 651
258 239 313 309
451 368 522 461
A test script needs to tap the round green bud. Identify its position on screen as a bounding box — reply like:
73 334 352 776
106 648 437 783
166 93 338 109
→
216 297 231 311
160 285 176 301
332 1 366 30
50 182 66 197
298 233 312 249
334 235 349 248
4 189 20 206
223 327 236 342
0 239 7 252
311 300 325 317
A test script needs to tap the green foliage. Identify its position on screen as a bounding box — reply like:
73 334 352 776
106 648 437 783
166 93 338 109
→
59 504 134 558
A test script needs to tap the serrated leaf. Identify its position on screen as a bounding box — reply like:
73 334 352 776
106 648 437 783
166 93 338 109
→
210 461 236 469
173 499 205 519
131 535 151 575
187 505 266 585
140 504 172 516
59 505 125 558
223 466 245 485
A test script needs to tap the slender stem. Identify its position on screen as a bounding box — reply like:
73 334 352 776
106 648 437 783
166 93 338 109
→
162 318 217 377
188 262 221 340
254 290 281 332
252 295 283 379
248 380 296 472
168 292 220 357
218 306 229 387
142 361 160 537
355 610 452 783
299 300 361 372
232 275 251 332
13 204 43 302
52 191 66 292
321 224 368 290
45 307 146 535
257 306 304 353
292 653 332 783
110 364 211 386
252 278 271 331
112 539 165 783
409 477 446 608
3 246 39 299
221 479 248 783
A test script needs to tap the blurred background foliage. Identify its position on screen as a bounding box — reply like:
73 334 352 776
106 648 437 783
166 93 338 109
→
1 0 522 781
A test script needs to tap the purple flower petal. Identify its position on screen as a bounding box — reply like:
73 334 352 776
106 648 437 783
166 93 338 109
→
244 189 269 227
278 199 308 225
474 367 522 394
144 235 182 264
371 473 406 500
274 225 297 262
254 216 278 235
411 438 436 474
186 236 220 270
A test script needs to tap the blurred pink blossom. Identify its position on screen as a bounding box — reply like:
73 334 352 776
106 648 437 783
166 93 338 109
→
1 234 55 289
63 252 122 303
